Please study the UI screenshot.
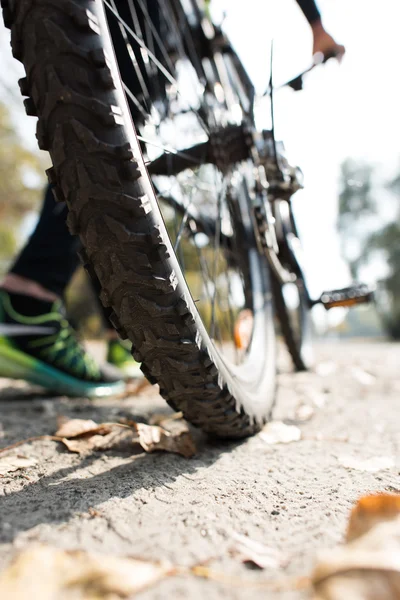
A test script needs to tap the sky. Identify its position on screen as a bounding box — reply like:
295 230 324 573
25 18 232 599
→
213 0 400 299
1 0 399 305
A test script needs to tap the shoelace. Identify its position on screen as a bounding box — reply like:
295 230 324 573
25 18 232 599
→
2 293 100 379
29 319 100 379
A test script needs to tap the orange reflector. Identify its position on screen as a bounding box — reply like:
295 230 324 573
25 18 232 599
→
234 309 254 350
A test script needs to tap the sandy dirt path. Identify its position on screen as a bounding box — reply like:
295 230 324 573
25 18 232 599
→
0 340 399 598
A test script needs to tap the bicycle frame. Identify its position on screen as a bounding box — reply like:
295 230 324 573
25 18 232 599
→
148 0 305 290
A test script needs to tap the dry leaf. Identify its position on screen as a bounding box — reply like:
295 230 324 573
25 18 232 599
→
338 455 395 473
346 494 400 542
118 377 151 398
55 416 196 458
55 417 135 455
315 362 337 377
259 421 301 445
0 455 37 476
230 532 287 570
0 544 173 599
148 412 184 426
61 429 137 455
294 404 315 422
313 494 400 599
191 564 308 591
55 418 111 438
307 389 328 409
136 422 196 458
350 367 376 386
95 428 137 451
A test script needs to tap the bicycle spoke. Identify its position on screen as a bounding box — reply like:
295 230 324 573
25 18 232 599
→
109 0 152 114
134 0 177 76
210 177 226 340
103 0 252 366
122 82 151 123
173 192 195 253
137 135 204 166
103 0 209 135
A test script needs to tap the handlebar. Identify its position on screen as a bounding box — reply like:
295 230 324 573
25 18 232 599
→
263 49 343 96
280 49 343 91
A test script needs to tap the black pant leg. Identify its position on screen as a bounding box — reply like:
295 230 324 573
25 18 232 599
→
10 184 81 297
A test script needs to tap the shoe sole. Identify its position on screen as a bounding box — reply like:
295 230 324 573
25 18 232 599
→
0 339 125 398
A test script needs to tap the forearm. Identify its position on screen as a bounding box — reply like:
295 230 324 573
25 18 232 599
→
295 0 321 25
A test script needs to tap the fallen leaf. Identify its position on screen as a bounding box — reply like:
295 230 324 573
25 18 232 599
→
312 494 400 599
350 367 376 386
304 434 349 443
259 421 301 444
294 404 315 422
118 377 151 398
95 428 137 451
192 564 309 591
346 494 400 542
315 362 337 377
338 455 395 473
230 532 288 570
308 389 328 409
0 544 174 599
0 455 37 476
136 421 196 458
55 416 196 458
148 412 184 426
55 418 111 438
61 429 137 455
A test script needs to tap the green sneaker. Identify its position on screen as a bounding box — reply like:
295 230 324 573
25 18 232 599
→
106 339 143 379
0 291 125 397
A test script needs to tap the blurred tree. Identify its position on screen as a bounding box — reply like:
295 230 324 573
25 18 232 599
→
337 159 376 278
369 222 400 339
337 159 400 339
0 101 44 273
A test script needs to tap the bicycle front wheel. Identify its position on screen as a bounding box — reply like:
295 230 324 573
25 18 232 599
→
3 0 276 436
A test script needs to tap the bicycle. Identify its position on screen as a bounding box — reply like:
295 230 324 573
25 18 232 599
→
1 0 372 438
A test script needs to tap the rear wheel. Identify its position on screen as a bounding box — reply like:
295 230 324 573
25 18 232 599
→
272 200 313 371
3 0 276 436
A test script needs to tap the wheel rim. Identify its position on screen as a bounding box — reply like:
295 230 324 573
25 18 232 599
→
103 0 268 373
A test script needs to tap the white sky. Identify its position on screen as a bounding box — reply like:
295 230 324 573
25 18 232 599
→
1 0 400 301
216 0 400 297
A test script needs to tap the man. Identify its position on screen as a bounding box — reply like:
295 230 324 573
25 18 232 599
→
0 0 344 397
0 184 134 398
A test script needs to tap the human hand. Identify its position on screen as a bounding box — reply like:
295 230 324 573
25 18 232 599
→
312 21 345 62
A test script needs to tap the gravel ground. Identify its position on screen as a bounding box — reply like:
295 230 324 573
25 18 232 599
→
0 340 399 598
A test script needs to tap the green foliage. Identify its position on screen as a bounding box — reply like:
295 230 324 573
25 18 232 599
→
337 158 400 339
65 268 104 338
331 305 384 338
0 102 44 272
337 159 376 278
338 159 376 219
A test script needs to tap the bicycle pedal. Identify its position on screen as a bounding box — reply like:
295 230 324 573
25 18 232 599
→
317 284 374 310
